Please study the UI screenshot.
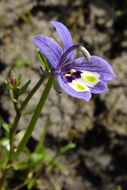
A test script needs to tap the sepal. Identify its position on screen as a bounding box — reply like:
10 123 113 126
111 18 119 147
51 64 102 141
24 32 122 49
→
53 77 62 93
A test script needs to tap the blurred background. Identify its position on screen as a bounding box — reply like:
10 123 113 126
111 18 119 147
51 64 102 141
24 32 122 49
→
0 0 127 189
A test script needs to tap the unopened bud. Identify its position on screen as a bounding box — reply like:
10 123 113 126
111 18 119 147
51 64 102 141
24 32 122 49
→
10 75 17 85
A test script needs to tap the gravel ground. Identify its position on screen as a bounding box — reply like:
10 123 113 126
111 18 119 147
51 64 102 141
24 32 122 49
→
0 0 127 189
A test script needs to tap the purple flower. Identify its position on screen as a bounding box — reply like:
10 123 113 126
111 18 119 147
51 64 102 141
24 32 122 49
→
33 21 116 102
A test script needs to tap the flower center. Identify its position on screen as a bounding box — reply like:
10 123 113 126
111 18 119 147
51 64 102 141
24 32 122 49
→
63 70 101 92
63 69 81 83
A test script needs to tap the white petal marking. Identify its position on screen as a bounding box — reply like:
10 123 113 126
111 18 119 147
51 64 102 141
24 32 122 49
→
68 78 90 92
81 71 101 87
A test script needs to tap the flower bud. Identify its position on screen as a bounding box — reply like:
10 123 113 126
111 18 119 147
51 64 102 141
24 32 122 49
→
10 74 17 85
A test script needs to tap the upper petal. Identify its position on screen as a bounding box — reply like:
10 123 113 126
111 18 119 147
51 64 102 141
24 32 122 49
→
57 75 92 102
69 56 116 81
49 21 74 59
33 34 63 69
60 45 80 68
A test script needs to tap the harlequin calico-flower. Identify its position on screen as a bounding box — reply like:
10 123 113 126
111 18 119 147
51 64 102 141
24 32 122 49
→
33 21 116 102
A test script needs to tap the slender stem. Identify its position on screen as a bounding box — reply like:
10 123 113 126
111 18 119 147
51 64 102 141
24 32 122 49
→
9 87 21 160
9 113 21 161
13 74 54 160
9 74 45 162
13 101 20 116
0 74 45 189
0 168 10 189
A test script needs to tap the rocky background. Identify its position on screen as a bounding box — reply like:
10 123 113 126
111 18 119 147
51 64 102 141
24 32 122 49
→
0 0 127 189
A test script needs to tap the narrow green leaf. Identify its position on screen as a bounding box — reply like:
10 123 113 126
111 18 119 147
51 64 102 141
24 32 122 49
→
0 116 11 132
14 57 28 67
11 98 18 103
47 143 76 169
20 75 45 112
17 73 22 82
27 179 35 190
37 48 45 68
13 74 54 160
35 118 50 153
14 162 29 170
37 49 50 71
9 89 18 102
22 105 37 115
30 153 44 164
1 123 11 132
18 80 31 96
9 89 14 98
9 70 14 76
57 143 76 156
117 186 122 190
4 79 8 85
8 83 13 89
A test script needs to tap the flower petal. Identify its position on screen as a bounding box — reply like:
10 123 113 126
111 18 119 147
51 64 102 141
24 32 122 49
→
69 56 116 81
49 21 74 59
89 81 108 94
33 34 63 69
68 78 90 92
57 75 92 102
80 70 101 87
60 45 80 68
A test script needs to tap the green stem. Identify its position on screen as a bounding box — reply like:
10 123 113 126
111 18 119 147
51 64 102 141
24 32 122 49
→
13 74 54 160
0 75 45 189
9 113 21 161
0 168 10 190
9 74 45 161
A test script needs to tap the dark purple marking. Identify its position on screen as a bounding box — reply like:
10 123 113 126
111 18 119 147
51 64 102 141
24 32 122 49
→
71 71 82 80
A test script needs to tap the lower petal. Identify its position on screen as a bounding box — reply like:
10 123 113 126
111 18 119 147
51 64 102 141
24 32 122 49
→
68 78 90 92
89 81 108 94
57 75 92 102
80 70 101 87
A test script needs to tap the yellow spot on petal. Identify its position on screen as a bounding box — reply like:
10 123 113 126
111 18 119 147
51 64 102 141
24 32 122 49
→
68 79 90 92
85 75 96 82
76 83 86 90
70 69 76 73
65 74 71 77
